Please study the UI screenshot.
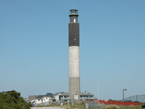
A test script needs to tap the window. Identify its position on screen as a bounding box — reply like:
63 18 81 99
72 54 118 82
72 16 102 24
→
74 19 76 23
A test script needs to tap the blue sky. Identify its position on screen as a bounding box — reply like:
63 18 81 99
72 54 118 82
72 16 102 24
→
0 0 145 100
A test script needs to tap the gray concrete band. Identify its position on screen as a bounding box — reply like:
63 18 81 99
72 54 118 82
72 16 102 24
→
69 77 80 101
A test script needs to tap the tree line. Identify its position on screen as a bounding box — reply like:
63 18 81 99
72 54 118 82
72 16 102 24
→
0 90 32 109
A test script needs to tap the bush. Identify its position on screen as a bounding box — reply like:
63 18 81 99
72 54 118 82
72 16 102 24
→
50 102 57 106
128 104 135 108
81 101 84 105
125 100 132 102
81 101 86 107
142 104 145 109
134 101 139 103
103 105 119 109
63 102 68 105
108 99 113 101
108 99 117 101
0 90 32 109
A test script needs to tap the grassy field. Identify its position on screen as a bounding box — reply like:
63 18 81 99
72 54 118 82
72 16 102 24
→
59 104 142 109
36 102 143 109
102 104 142 109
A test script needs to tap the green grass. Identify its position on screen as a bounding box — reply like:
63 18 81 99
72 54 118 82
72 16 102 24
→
71 103 143 109
119 105 142 109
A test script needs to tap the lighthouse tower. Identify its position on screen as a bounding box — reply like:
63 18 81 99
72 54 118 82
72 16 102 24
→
69 9 80 102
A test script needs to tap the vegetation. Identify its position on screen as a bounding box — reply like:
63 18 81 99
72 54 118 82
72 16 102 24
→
103 105 119 109
50 102 57 106
35 101 145 109
64 102 144 109
142 104 145 109
63 102 68 105
108 99 117 101
108 99 142 103
0 90 32 109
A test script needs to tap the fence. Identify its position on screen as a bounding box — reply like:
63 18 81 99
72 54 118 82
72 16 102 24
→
91 100 145 106
120 95 145 103
33 102 50 107
86 101 106 109
31 96 145 108
83 100 145 109
32 101 66 107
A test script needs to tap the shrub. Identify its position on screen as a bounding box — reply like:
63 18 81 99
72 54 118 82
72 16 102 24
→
142 104 145 109
108 99 113 101
108 99 117 102
50 102 57 106
103 105 119 109
81 101 86 107
63 102 68 105
128 104 135 108
134 101 139 103
0 90 32 109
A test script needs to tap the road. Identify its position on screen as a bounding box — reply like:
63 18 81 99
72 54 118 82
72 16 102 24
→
31 107 65 109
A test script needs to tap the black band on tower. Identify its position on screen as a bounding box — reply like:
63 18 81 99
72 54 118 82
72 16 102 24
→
69 9 79 46
69 23 79 46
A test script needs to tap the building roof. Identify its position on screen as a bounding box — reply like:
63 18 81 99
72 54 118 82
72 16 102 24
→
29 92 94 100
29 95 38 100
56 92 93 96
46 93 53 96
80 92 93 96
35 93 54 100
59 92 69 96
54 92 64 95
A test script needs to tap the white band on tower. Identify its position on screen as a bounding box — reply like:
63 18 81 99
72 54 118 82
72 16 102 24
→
69 46 80 77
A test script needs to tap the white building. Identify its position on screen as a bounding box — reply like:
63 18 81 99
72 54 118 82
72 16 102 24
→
54 92 96 102
30 93 54 105
29 91 97 105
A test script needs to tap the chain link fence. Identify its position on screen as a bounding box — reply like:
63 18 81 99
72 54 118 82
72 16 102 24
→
86 101 106 109
120 95 145 103
34 102 50 107
32 101 65 107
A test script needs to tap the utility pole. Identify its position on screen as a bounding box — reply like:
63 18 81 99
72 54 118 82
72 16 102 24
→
143 94 144 104
98 76 99 101
68 100 69 109
123 89 127 106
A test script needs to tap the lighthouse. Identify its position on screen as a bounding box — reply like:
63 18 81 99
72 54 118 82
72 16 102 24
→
69 9 80 102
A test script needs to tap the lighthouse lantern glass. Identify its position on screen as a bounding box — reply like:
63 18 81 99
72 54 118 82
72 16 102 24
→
70 9 78 14
74 19 76 23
